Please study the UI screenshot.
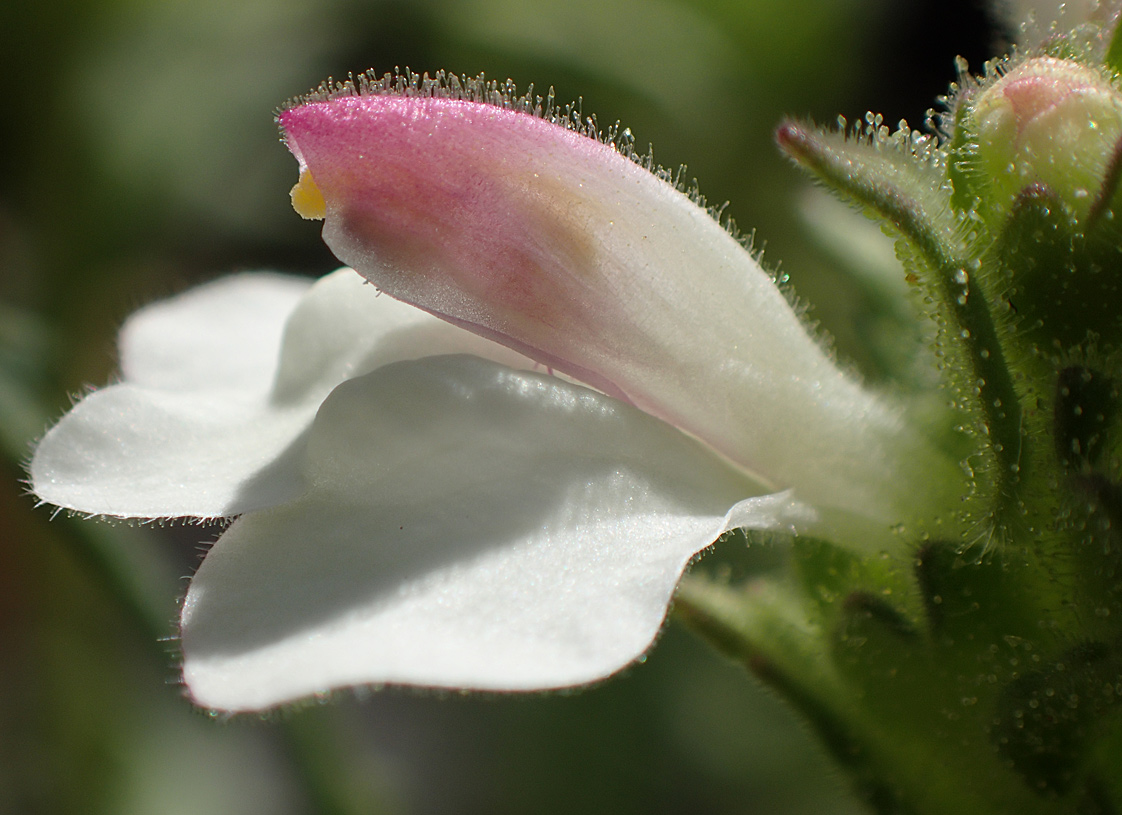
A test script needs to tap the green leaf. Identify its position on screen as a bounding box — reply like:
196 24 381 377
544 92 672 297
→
776 119 964 275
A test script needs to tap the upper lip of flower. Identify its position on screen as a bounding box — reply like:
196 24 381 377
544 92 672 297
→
277 73 956 523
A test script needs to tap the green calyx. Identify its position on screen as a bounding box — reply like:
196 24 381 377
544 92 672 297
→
679 13 1122 815
677 531 1122 815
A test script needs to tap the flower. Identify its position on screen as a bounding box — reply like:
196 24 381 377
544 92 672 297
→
278 75 940 519
30 74 954 712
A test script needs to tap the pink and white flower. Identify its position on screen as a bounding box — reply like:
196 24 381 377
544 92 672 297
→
30 75 954 712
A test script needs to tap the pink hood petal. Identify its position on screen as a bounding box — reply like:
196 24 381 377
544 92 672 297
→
279 75 952 519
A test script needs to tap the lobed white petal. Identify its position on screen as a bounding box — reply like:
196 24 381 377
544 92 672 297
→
30 269 532 518
181 355 809 711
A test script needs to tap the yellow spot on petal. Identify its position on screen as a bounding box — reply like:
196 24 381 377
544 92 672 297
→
290 168 326 220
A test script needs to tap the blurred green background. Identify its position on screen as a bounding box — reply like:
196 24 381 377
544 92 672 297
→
1 1 1000 813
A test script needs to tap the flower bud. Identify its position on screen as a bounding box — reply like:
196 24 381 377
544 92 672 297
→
967 56 1122 222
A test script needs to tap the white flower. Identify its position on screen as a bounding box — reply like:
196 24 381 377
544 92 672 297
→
30 76 953 712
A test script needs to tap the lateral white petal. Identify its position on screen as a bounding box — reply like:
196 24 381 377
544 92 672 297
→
119 272 311 392
30 270 533 518
181 355 808 711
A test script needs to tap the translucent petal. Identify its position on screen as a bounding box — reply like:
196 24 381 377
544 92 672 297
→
30 269 533 518
281 94 943 519
118 272 311 392
181 355 809 711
